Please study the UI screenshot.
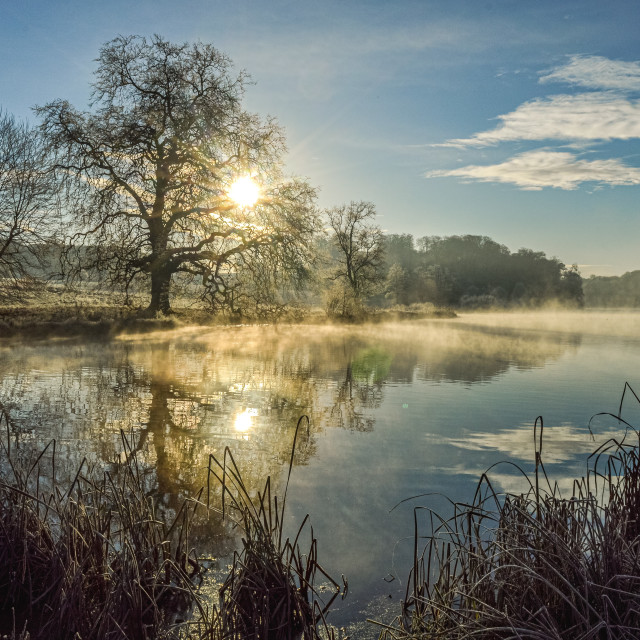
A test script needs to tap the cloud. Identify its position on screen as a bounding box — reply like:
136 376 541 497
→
227 15 563 103
427 421 631 495
540 55 640 92
427 150 640 190
430 55 640 192
440 93 640 147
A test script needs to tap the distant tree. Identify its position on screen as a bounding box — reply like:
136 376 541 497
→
327 201 384 298
0 110 59 298
510 248 563 302
422 264 457 305
583 271 640 307
558 264 584 307
418 235 511 297
384 234 417 271
415 234 583 308
384 263 409 305
38 35 318 315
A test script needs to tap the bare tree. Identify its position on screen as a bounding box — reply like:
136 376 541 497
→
327 201 384 297
0 110 58 298
38 35 318 315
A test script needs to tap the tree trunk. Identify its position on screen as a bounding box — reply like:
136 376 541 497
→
147 268 172 315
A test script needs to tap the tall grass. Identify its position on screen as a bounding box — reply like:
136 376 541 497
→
0 410 340 639
0 419 204 639
208 417 341 639
378 383 640 639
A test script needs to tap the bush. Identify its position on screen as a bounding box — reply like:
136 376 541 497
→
323 282 366 321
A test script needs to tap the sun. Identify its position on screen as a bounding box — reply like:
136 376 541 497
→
228 176 260 207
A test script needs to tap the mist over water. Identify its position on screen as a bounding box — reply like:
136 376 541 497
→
1 312 640 635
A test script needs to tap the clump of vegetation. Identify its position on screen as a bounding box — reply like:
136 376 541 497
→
379 384 640 639
0 411 339 639
583 270 640 307
0 421 205 640
381 234 584 309
208 418 341 639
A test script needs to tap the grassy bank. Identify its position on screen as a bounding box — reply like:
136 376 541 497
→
0 301 456 339
0 304 215 339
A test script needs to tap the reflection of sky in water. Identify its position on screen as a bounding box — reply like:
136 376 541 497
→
1 315 640 636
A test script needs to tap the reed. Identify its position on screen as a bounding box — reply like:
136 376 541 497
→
378 383 640 640
208 416 341 640
0 418 206 639
0 409 339 639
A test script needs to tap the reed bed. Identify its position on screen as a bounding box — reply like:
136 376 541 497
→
208 417 341 640
379 383 640 640
0 419 205 639
0 410 339 640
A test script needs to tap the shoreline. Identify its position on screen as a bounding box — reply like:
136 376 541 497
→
0 304 457 340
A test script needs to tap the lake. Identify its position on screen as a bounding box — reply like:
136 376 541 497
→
2 311 640 636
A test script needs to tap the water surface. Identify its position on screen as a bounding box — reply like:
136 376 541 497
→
2 312 640 635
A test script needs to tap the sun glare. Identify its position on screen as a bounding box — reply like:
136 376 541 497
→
228 176 260 207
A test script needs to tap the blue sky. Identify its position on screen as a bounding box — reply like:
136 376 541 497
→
2 0 640 276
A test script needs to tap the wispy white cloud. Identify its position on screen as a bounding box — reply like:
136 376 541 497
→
429 55 640 191
440 93 640 147
427 150 640 190
540 55 640 91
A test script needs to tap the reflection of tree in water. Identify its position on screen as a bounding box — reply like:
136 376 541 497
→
0 338 326 552
0 323 580 521
0 343 316 478
413 324 582 384
106 345 323 511
319 325 579 429
329 347 388 432
331 323 580 386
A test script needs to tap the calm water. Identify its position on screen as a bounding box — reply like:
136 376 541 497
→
2 311 640 635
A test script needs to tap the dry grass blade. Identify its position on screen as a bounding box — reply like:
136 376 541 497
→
378 383 640 640
208 416 341 640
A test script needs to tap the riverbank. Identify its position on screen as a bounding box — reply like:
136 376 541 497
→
0 302 456 339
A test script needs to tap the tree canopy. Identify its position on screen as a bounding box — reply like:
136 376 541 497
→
39 35 318 314
583 271 640 307
0 111 58 298
378 233 584 308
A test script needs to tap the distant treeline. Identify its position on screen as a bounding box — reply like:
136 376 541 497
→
583 271 640 307
378 234 584 309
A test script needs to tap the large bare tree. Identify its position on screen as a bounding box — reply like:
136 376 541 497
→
38 35 318 315
0 110 58 298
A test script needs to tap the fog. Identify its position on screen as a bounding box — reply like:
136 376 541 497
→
456 308 640 338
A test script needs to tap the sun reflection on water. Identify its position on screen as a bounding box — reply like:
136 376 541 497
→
234 407 258 433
